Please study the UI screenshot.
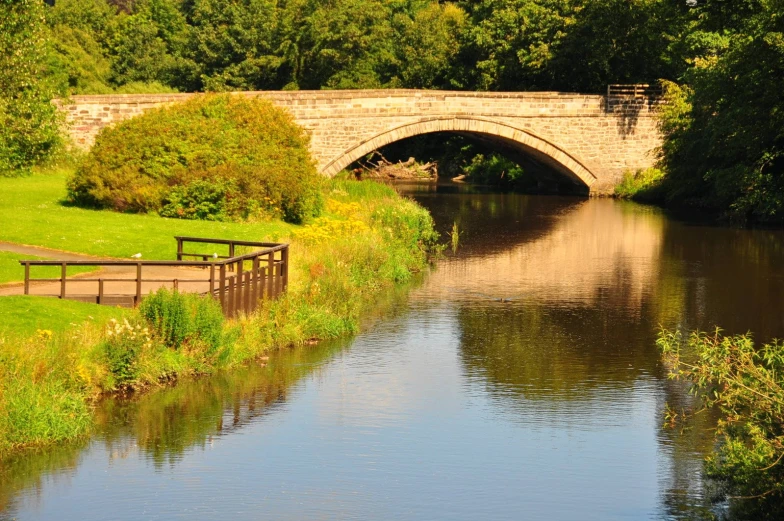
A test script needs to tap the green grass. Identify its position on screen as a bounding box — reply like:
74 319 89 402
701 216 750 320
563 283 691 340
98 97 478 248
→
0 170 296 260
0 250 97 284
0 295 128 338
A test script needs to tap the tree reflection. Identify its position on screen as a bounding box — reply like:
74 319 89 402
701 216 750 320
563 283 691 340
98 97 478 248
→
0 338 348 518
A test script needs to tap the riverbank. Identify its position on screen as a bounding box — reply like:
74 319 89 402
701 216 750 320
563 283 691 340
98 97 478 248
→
0 171 439 455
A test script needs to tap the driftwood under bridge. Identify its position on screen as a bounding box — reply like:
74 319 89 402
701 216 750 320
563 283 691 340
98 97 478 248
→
20 237 289 318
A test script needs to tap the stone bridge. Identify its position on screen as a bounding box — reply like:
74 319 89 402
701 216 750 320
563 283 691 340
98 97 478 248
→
60 89 662 194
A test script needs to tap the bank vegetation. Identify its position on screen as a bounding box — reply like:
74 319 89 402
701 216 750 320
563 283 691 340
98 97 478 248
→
0 93 439 454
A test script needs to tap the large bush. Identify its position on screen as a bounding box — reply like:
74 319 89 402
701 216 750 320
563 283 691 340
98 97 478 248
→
67 94 323 223
656 4 784 222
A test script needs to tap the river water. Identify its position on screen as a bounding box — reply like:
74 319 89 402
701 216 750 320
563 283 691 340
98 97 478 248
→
3 185 784 520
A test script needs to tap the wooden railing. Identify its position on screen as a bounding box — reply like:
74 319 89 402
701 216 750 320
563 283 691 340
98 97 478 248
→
607 84 663 99
20 237 289 318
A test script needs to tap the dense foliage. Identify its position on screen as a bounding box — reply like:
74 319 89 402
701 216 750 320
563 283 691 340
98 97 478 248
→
2 1 780 218
139 288 224 351
659 329 784 519
614 167 665 201
38 0 694 95
657 2 784 222
463 153 537 191
67 94 323 223
0 0 62 176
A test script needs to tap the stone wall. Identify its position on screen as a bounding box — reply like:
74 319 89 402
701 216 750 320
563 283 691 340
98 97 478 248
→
58 89 662 194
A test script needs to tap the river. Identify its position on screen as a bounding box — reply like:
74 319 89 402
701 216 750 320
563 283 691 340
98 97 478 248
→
3 184 784 520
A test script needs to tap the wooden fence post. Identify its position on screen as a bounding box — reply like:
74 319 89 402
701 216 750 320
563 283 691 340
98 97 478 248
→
243 271 251 314
252 256 260 308
281 246 289 293
235 260 243 316
227 275 235 318
267 252 275 298
219 264 227 314
60 263 67 299
135 262 142 306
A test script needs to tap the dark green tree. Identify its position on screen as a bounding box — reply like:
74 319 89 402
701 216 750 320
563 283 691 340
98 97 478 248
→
658 0 784 222
292 0 397 89
179 0 282 91
459 0 573 90
549 0 689 92
392 1 467 88
46 0 117 94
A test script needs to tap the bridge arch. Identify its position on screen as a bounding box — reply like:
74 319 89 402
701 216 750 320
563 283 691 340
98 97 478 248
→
320 117 597 189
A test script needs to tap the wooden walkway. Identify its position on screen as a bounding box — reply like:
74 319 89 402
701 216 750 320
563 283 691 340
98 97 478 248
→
5 237 289 318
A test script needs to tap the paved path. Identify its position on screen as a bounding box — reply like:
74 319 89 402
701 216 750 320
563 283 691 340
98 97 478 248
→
0 241 103 261
0 243 213 302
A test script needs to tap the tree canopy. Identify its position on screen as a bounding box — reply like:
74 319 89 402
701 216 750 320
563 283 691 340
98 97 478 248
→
1 0 782 221
0 0 62 176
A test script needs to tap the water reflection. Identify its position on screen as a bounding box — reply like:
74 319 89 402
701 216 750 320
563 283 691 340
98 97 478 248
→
0 339 348 519
3 186 784 520
405 183 784 518
408 183 784 340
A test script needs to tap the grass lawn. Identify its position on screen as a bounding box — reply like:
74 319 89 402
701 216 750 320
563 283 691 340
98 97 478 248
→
0 295 129 338
0 250 97 284
0 170 297 261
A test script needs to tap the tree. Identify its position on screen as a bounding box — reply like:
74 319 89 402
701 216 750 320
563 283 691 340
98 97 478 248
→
459 0 573 90
393 2 467 88
659 329 784 519
658 0 784 222
0 0 62 175
46 0 117 94
180 0 282 91
549 0 688 92
293 0 397 89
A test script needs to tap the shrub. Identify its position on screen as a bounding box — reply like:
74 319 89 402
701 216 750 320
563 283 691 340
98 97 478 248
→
614 167 666 201
659 329 784 517
139 288 224 351
102 318 151 388
463 153 537 191
191 296 225 353
160 179 236 221
67 94 323 223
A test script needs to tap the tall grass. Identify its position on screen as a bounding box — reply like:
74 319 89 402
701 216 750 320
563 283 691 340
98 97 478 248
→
0 328 99 453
